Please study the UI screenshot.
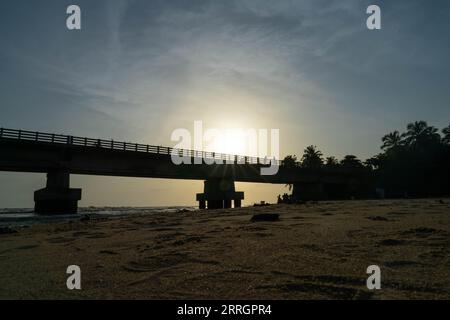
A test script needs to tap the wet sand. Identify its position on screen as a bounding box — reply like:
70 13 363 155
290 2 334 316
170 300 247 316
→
0 199 449 299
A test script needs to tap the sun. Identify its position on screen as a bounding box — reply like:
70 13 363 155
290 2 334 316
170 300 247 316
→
212 129 248 155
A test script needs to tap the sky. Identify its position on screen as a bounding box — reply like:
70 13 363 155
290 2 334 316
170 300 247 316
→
1 0 450 207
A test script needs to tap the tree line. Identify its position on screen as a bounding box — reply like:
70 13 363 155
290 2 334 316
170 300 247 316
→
283 121 450 198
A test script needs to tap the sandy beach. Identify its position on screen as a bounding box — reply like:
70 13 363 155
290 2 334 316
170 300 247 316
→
0 199 449 300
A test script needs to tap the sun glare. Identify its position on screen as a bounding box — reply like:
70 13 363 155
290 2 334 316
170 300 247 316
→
212 130 248 155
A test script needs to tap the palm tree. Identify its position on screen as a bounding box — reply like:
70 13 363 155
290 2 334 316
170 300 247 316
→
442 125 450 145
381 131 403 150
340 155 363 168
404 121 440 147
325 156 339 167
282 155 298 168
301 145 323 168
365 154 386 170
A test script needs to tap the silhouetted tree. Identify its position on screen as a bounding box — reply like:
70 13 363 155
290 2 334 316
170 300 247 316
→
301 145 323 168
381 131 403 150
404 121 440 148
443 125 450 145
374 121 450 198
364 154 386 170
340 155 363 168
282 155 298 168
279 120 450 200
325 156 339 168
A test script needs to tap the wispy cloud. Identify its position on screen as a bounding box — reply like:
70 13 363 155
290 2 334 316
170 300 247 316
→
1 0 449 155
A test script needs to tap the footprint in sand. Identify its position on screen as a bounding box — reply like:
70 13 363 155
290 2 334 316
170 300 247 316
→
16 244 40 250
378 239 407 246
99 250 119 255
366 216 389 221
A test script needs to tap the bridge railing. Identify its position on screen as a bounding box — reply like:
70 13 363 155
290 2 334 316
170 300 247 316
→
0 128 283 166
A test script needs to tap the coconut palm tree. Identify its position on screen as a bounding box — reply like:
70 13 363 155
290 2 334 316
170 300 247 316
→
325 156 339 167
442 125 450 145
282 155 298 168
340 155 363 168
404 121 440 147
364 153 386 170
301 145 323 168
381 131 403 150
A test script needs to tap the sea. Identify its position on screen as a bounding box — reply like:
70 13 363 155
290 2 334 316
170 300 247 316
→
0 206 197 228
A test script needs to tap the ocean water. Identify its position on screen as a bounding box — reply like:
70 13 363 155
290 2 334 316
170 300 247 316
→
0 206 197 228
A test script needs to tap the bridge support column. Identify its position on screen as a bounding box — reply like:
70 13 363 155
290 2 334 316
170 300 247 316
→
196 178 244 210
34 170 81 215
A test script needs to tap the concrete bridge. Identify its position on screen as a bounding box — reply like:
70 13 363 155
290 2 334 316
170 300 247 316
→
0 128 370 214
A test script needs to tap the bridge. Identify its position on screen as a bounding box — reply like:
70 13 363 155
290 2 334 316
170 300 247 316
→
0 128 371 214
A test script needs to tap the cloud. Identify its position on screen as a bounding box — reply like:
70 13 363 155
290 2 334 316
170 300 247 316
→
1 0 449 152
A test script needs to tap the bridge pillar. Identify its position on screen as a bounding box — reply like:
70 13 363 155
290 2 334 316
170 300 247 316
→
196 178 244 209
34 170 81 215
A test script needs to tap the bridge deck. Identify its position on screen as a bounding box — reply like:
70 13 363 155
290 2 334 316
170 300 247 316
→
0 128 364 184
0 128 280 166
